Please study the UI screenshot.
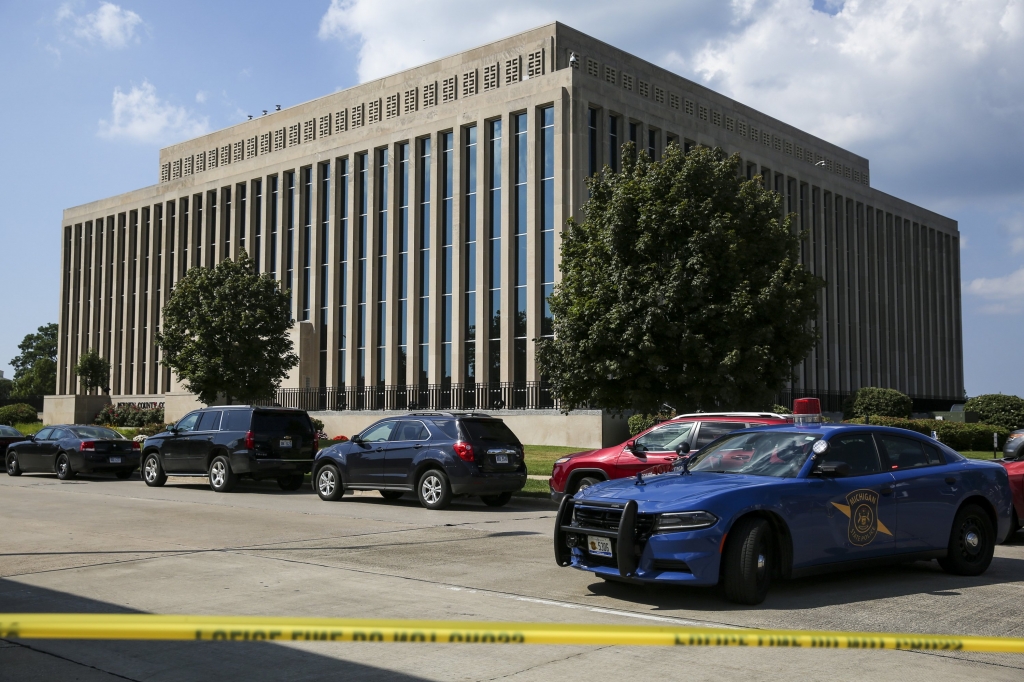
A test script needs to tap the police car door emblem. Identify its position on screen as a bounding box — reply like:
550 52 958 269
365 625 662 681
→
831 489 893 546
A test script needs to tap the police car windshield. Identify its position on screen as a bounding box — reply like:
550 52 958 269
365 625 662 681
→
685 431 822 478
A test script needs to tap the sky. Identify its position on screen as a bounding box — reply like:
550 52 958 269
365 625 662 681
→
0 0 1021 397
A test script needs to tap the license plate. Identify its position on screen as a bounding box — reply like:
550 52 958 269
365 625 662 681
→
279 440 292 448
109 456 122 463
495 454 508 464
587 536 613 557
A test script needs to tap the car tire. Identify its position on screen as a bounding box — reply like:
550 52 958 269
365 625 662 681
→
380 490 404 500
315 464 344 501
6 452 21 476
208 456 237 493
938 504 995 576
115 470 133 480
481 492 513 507
277 475 304 491
575 476 601 494
722 517 773 605
417 469 452 510
56 453 76 480
142 453 167 487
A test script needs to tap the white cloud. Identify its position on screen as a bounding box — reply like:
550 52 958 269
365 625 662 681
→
319 0 1024 210
967 267 1024 313
195 90 207 104
98 80 209 144
58 2 143 49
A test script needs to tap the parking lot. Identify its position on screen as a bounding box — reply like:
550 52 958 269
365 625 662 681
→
2 472 1024 681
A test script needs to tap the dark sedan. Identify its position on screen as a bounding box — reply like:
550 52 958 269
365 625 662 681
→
0 425 26 458
5 425 140 479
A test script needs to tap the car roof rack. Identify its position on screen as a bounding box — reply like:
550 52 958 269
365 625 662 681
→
673 412 793 420
405 411 493 418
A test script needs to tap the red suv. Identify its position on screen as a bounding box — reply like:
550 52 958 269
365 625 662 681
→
549 412 792 501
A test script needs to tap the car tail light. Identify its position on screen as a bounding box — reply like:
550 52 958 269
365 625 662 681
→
81 441 95 452
131 441 141 451
245 431 255 450
453 441 475 462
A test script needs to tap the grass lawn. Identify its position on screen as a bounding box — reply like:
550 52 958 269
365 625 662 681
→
523 444 591 477
13 422 44 435
960 450 1006 460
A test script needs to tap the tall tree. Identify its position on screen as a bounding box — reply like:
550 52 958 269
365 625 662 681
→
10 323 58 397
157 251 298 405
537 144 823 412
74 349 110 394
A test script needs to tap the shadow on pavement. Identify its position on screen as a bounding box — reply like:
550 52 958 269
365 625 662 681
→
584 549 1024 612
0 578 431 682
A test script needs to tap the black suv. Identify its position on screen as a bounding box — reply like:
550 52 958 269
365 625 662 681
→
141 406 317 492
312 412 526 509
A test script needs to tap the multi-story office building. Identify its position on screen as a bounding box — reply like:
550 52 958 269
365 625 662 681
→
53 23 963 426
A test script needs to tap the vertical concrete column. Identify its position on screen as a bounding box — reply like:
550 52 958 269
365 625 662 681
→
99 216 114 378
525 107 540 382
408 144 423 387
474 119 487 391
149 206 163 393
951 234 964 396
811 186 825 391
73 223 88 393
385 143 401 387
131 211 148 395
344 159 360 389
833 194 847 392
326 159 343 391
875 208 889 388
308 163 322 385
851 201 864 391
499 116 514 384
428 134 443 385
450 127 465 388
365 154 380 387
56 225 71 394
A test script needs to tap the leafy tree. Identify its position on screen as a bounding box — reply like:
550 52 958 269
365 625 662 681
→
846 387 912 419
964 394 1024 431
537 144 823 413
0 377 12 399
74 349 110 394
157 250 298 405
10 323 58 396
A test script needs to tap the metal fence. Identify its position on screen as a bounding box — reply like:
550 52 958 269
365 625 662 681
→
256 382 567 413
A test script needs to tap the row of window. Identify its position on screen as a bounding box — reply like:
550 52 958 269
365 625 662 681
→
569 48 869 186
160 48 549 185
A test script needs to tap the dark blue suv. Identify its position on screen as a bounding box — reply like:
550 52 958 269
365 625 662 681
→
312 412 526 509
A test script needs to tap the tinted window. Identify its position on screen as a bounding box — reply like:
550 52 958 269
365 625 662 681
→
827 433 883 476
221 410 252 432
923 443 946 465
50 428 72 441
462 419 520 444
70 426 124 440
431 420 460 439
361 421 397 443
0 426 23 436
197 411 222 431
393 421 430 441
252 411 314 435
688 431 821 478
176 413 200 433
695 422 748 448
635 421 694 451
35 428 54 441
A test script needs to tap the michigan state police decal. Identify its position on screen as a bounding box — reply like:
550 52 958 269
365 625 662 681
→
831 489 893 546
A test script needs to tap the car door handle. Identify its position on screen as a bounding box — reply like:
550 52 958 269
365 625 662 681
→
880 486 893 496
945 477 956 485
413 444 423 449
375 446 384 452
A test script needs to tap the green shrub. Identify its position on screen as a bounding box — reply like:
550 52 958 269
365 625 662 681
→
137 423 171 437
964 394 1024 431
843 416 1009 451
771 404 793 415
0 403 40 426
846 387 912 419
95 403 165 427
627 413 655 437
310 417 325 432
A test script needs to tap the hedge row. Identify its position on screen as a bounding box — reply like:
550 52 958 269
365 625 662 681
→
843 416 1009 451
95 403 165 427
0 403 39 426
963 394 1024 431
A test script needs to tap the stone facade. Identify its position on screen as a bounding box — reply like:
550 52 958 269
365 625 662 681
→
55 23 963 429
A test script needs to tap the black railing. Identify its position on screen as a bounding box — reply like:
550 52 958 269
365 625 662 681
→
257 382 565 412
0 395 45 412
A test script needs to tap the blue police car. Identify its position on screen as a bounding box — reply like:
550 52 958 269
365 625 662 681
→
554 400 1014 604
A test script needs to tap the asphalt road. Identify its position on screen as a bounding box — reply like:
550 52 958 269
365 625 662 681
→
2 471 1023 681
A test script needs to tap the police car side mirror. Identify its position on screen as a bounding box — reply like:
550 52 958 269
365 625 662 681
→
815 461 852 478
675 443 690 456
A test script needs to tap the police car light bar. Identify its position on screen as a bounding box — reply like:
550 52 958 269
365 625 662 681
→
792 397 823 425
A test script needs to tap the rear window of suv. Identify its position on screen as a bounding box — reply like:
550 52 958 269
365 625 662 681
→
462 419 519 443
221 410 252 432
252 411 314 435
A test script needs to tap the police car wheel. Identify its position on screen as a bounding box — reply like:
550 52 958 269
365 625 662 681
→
6 452 21 476
722 517 773 605
56 453 76 480
939 504 994 576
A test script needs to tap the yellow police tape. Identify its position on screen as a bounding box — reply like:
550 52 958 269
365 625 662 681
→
2 614 1024 653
